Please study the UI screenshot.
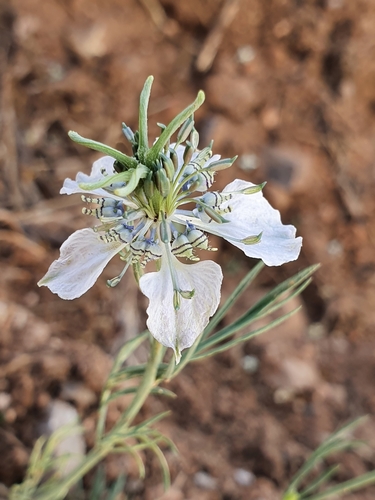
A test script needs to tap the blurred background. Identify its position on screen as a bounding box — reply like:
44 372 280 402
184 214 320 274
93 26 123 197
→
1 0 375 498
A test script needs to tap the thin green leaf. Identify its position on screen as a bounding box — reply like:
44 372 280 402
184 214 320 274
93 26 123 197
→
288 438 364 492
107 474 126 500
308 470 375 499
114 363 168 382
193 308 301 360
108 386 176 402
141 438 170 490
325 416 368 443
107 331 150 382
133 410 171 431
300 465 340 497
68 131 138 169
198 270 316 354
90 466 106 500
123 447 146 479
202 261 265 338
254 278 312 321
244 264 320 319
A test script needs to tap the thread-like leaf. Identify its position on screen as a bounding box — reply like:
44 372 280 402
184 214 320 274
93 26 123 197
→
193 307 301 360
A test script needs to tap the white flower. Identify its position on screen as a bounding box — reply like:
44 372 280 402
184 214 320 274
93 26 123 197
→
39 143 302 362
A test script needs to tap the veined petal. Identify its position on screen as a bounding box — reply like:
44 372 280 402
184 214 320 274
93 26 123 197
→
139 250 222 362
174 179 302 266
38 228 126 299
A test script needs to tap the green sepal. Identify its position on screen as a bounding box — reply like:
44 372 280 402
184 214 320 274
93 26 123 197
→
68 131 138 169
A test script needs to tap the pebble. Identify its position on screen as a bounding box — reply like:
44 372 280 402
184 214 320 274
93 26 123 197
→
233 468 255 487
60 381 97 410
237 45 256 64
0 393 11 412
280 357 320 391
45 400 85 476
193 471 217 490
239 154 258 171
241 355 260 374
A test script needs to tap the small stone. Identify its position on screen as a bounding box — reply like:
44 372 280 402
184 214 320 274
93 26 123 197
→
237 45 256 64
239 154 258 171
60 382 96 410
233 468 255 487
241 355 259 373
45 400 85 476
39 354 70 381
0 393 11 412
193 471 217 490
274 387 295 404
66 23 109 59
327 239 343 256
308 323 326 340
281 357 320 391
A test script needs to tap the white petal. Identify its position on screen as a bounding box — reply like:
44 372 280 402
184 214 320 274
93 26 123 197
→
38 228 126 299
60 156 125 201
175 179 302 266
139 251 222 361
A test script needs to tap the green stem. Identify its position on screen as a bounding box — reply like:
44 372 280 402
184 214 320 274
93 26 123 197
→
96 331 150 441
112 340 164 429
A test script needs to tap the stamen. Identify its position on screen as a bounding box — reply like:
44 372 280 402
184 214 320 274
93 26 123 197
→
187 228 217 251
163 242 194 311
171 234 199 261
81 196 125 220
201 192 232 208
107 259 132 287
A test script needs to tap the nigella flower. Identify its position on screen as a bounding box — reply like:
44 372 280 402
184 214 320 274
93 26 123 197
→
38 77 302 362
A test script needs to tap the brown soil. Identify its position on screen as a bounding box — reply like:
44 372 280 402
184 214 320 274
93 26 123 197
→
1 0 375 498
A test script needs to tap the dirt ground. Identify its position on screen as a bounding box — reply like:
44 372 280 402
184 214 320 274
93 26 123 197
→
1 0 375 498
